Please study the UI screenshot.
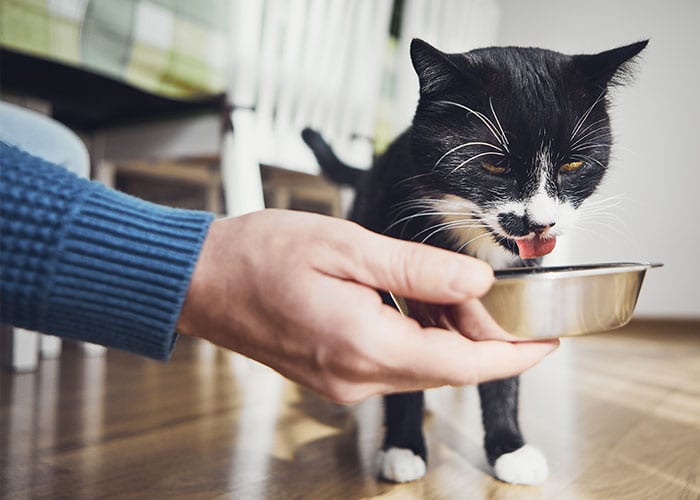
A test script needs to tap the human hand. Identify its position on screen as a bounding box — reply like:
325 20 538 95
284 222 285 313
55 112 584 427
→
176 209 558 404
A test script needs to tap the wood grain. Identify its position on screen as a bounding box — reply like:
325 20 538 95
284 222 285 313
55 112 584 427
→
1 320 698 499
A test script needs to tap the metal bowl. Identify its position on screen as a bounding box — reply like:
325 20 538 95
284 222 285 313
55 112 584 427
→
481 262 663 339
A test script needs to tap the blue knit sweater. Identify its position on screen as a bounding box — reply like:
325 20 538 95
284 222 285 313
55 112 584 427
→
0 143 214 360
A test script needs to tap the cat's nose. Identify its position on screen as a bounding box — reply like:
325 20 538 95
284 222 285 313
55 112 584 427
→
530 222 555 235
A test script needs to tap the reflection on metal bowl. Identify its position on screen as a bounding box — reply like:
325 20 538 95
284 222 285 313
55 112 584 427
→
481 262 663 339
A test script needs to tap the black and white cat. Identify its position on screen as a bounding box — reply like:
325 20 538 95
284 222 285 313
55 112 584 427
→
303 38 647 485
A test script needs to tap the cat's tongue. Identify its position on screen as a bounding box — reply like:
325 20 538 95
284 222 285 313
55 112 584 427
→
516 236 557 259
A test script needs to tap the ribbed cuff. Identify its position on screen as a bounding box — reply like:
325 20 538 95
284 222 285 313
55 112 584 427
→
43 184 214 360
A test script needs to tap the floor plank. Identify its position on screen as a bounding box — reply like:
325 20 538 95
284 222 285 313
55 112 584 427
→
1 320 699 499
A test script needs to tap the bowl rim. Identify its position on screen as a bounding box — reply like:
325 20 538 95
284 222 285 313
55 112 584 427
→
494 262 663 281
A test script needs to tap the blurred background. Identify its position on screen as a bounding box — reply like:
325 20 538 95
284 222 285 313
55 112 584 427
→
1 0 697 326
2 2 698 497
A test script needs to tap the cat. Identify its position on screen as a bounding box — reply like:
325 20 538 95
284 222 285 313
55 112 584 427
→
302 38 647 485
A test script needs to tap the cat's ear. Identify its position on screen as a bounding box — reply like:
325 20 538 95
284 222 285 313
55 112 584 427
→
573 40 649 89
410 38 467 95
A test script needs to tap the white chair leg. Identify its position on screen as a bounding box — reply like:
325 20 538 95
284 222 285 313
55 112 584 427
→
1 326 39 373
221 109 266 216
94 159 117 188
40 334 62 359
81 342 107 357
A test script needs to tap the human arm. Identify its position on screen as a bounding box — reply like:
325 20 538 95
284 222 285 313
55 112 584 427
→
0 142 212 360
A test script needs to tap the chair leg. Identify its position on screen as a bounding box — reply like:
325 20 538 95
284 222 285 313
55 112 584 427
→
205 163 223 215
40 334 62 359
269 187 291 210
1 325 39 373
95 160 117 188
81 343 107 357
220 109 266 216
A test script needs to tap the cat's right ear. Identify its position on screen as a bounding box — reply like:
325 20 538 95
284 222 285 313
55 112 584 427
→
410 39 465 96
573 40 649 90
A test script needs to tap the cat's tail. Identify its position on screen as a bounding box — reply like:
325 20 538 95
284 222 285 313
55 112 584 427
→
301 128 365 187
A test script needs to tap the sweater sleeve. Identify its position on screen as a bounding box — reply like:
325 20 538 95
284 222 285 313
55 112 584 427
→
1 142 214 360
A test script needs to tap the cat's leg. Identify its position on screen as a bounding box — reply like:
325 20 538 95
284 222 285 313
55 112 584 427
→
375 391 427 483
478 377 548 485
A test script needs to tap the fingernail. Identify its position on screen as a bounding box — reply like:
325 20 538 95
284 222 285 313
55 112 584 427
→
548 339 561 352
535 339 560 355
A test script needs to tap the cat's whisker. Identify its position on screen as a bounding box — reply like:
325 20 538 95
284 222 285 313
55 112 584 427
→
573 117 609 140
433 141 504 170
578 206 619 220
455 231 493 254
417 222 466 244
449 151 505 174
437 100 509 151
578 199 628 212
572 154 606 170
571 143 612 152
577 209 625 220
570 126 611 149
416 220 489 245
579 195 628 207
571 137 612 153
394 210 476 220
570 90 607 141
609 145 636 155
387 197 486 238
489 97 510 150
391 197 475 209
577 215 629 229
392 172 437 189
430 219 486 228
388 200 458 219
385 211 483 234
583 193 630 204
575 202 637 243
571 119 610 140
576 205 628 217
390 207 468 226
414 220 489 241
389 199 443 213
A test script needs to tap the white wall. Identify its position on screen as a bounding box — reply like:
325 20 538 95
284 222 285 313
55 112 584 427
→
496 0 700 318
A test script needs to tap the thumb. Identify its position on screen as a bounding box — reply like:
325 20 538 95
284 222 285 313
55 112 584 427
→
336 226 495 304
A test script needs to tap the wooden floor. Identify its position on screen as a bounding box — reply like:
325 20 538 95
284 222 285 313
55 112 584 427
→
2 320 699 499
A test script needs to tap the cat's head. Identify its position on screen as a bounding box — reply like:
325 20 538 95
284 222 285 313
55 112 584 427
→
406 38 647 267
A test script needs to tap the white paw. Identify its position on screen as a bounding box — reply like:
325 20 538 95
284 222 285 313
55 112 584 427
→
493 444 549 485
375 447 427 483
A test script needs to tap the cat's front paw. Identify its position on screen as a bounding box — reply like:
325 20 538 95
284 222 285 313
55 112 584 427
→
493 444 549 485
375 447 427 483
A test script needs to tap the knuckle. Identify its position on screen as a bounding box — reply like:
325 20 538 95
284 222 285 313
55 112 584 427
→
312 343 380 404
321 382 344 403
322 380 363 405
390 243 420 294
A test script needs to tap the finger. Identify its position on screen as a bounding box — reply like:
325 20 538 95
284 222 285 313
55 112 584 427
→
374 312 558 386
446 298 522 342
426 329 558 385
401 298 519 342
332 225 495 304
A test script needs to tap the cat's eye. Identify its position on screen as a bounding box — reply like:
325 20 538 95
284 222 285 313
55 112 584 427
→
560 161 584 173
481 161 508 175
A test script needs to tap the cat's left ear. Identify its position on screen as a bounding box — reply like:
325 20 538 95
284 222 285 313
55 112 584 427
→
573 40 649 89
411 38 471 96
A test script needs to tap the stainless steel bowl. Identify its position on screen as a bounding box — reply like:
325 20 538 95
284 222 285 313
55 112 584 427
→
481 262 662 339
